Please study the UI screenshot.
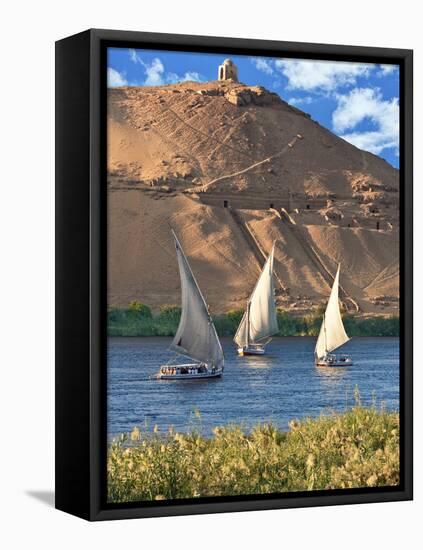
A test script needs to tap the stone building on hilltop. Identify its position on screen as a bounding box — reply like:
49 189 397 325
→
218 58 238 82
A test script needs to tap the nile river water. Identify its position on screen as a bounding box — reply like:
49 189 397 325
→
107 337 399 438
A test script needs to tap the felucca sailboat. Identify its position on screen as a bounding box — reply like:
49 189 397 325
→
158 230 224 380
234 243 279 356
315 264 352 367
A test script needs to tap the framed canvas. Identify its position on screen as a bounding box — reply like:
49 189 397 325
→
55 28 413 521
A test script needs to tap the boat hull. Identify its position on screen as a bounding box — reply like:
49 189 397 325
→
158 371 222 380
315 356 353 367
158 363 223 380
237 346 265 356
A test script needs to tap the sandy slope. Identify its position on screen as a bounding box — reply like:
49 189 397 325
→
108 192 262 312
107 81 399 316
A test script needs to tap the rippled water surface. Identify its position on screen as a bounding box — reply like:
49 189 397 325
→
107 337 399 437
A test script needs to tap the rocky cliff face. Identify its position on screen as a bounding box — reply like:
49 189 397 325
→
107 80 399 317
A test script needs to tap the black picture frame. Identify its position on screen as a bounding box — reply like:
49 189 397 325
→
55 28 413 521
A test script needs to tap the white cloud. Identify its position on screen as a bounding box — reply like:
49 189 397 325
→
144 58 165 86
165 72 179 84
251 57 274 75
337 130 398 156
128 49 202 86
379 64 398 76
107 67 128 88
167 71 203 84
288 96 314 107
332 88 399 155
274 59 373 91
181 71 203 82
129 48 142 64
376 65 398 78
129 50 166 85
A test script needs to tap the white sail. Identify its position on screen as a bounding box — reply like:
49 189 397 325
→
234 309 249 348
315 264 350 359
234 243 279 347
169 231 224 368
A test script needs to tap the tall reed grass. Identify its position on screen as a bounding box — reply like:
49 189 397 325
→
107 401 399 503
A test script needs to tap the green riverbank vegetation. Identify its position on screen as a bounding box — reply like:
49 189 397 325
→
107 301 399 338
107 399 399 503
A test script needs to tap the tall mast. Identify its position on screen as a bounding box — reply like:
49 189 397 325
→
323 314 327 354
247 302 251 346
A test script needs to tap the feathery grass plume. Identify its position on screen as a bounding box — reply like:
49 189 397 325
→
107 404 399 503
130 427 141 441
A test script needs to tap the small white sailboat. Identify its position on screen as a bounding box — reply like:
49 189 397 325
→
158 230 224 380
234 243 279 356
315 264 352 367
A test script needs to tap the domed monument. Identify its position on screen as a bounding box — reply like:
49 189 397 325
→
218 58 238 82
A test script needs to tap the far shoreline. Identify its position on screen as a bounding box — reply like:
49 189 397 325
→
107 305 399 338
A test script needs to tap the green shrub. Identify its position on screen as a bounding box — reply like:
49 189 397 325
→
128 300 153 318
108 307 127 324
107 303 399 338
343 315 399 337
157 305 181 322
226 309 244 324
277 311 309 336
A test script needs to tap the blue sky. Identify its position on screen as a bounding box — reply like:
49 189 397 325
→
108 48 400 168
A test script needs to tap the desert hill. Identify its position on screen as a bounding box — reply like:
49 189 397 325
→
108 80 399 317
